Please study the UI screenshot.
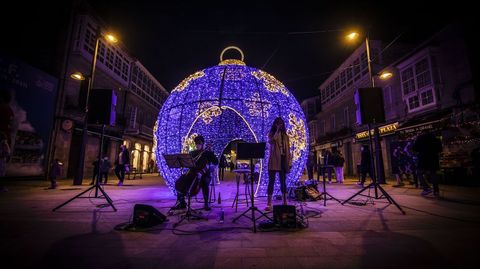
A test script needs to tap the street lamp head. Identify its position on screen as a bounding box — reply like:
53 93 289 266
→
346 32 360 41
70 72 86 81
378 71 393 80
104 34 118 43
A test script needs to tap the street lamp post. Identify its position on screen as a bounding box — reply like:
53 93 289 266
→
364 36 386 184
72 30 117 185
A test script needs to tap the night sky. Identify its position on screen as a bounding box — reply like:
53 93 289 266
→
2 0 476 101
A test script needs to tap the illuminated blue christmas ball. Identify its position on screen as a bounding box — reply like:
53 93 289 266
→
154 47 308 196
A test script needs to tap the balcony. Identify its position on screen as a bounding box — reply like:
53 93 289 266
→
124 124 154 138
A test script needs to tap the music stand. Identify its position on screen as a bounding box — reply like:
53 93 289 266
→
163 154 206 227
232 142 272 233
53 124 116 212
163 153 195 171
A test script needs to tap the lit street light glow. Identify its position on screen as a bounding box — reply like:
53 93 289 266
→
346 32 359 41
104 34 118 43
70 72 85 81
379 71 393 80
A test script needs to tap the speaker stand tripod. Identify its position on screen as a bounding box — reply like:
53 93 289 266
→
341 123 405 214
53 124 116 212
232 157 272 233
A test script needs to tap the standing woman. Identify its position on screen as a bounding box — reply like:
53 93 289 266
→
266 117 292 211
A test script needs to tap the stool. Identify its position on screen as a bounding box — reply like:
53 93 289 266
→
232 169 251 212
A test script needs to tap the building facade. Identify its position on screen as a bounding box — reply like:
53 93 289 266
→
315 40 383 177
313 23 478 183
51 7 168 180
301 96 321 145
124 61 168 173
380 24 477 184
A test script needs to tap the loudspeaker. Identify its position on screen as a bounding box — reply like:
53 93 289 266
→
354 87 385 125
273 205 297 228
133 204 167 228
88 89 117 126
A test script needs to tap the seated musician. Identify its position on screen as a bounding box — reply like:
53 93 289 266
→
171 135 218 211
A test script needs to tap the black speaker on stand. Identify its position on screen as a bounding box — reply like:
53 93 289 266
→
53 89 118 212
354 87 385 125
344 87 404 214
88 89 117 126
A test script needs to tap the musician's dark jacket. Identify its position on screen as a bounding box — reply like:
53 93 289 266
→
190 149 219 170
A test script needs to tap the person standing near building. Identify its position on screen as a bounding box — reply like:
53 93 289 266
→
358 145 373 187
148 159 155 173
90 158 100 185
332 148 345 183
322 149 333 184
265 117 292 211
115 144 130 186
100 156 111 184
413 132 443 197
48 158 62 189
404 141 419 188
392 145 406 187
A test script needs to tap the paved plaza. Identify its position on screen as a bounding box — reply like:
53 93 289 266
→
1 173 479 269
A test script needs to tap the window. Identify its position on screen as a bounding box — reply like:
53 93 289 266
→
122 62 129 80
98 43 106 63
408 96 420 111
106 48 114 69
353 59 360 79
401 68 415 95
340 71 346 87
360 53 368 72
415 58 431 89
129 106 137 128
83 28 95 54
420 89 434 105
114 54 121 75
401 55 437 112
346 66 353 85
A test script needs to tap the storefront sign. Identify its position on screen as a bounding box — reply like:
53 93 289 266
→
397 120 443 136
355 122 399 140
